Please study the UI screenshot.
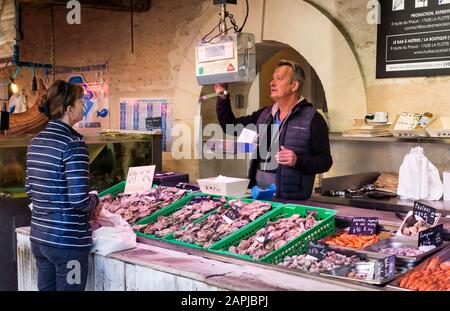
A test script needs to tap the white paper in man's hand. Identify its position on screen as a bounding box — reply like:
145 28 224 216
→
237 128 258 144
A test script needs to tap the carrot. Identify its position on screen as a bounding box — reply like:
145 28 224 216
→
423 283 437 291
426 257 440 271
405 276 419 288
410 280 424 290
418 282 431 291
400 275 410 288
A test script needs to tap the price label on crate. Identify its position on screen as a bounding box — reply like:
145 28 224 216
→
222 206 241 225
124 165 156 194
414 202 436 226
306 241 329 261
256 221 272 245
378 255 395 279
349 217 378 235
418 224 443 248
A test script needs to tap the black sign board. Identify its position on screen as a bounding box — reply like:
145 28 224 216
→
413 201 436 225
377 0 450 78
378 255 396 279
306 241 329 261
145 117 162 131
349 217 379 235
0 111 9 130
419 224 443 248
222 206 241 224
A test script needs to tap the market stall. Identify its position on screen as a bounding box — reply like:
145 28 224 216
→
3 0 450 295
16 182 450 291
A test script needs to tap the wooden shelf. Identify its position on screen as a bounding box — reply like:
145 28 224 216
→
329 133 450 145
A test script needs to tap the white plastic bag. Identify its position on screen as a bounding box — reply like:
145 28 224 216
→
91 209 137 256
397 146 443 200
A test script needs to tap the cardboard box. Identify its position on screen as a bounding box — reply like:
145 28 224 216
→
396 211 441 237
197 176 250 197
425 117 450 138
389 113 434 138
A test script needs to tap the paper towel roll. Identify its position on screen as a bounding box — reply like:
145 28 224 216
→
444 171 450 201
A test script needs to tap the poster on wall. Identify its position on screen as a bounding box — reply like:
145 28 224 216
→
377 0 450 78
69 75 110 130
119 98 173 152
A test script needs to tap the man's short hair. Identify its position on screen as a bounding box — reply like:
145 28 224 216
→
277 59 305 97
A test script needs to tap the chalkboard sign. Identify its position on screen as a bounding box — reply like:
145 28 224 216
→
349 217 379 235
145 117 162 131
414 201 436 225
222 206 241 224
419 224 443 248
306 241 329 261
376 0 450 78
378 255 396 279
0 111 9 130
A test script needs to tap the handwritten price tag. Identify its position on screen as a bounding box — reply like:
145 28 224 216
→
418 224 443 248
306 241 329 261
414 202 436 226
378 255 395 279
349 217 378 235
222 206 241 225
124 165 156 194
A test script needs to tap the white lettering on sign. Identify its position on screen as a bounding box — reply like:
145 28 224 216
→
124 165 156 194
66 0 81 25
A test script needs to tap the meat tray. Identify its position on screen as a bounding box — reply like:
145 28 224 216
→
387 245 450 291
321 262 409 285
359 237 446 264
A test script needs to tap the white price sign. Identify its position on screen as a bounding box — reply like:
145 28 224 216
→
124 165 156 194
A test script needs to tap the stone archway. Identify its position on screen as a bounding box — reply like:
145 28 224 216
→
171 0 366 179
261 0 366 131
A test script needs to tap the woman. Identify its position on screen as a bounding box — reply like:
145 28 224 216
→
26 80 101 291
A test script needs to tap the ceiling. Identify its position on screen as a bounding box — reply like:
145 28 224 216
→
19 0 152 12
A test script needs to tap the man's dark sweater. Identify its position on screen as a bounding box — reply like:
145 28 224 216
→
216 95 332 175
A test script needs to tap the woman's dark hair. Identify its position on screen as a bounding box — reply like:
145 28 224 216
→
39 80 83 120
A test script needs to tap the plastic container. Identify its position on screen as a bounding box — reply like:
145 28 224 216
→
251 184 276 201
208 204 336 264
153 172 189 187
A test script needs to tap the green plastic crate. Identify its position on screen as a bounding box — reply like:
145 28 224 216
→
163 200 284 250
98 181 127 198
2 187 27 198
133 192 235 240
98 181 161 198
208 204 336 264
98 181 189 227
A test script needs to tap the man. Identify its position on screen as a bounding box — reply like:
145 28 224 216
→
215 59 332 200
